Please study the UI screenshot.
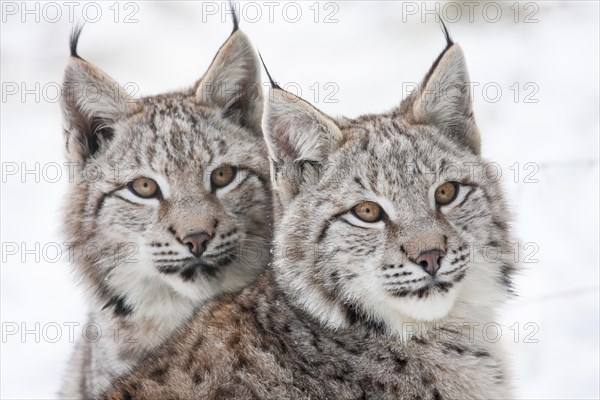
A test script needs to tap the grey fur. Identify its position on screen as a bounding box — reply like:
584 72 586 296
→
105 38 515 400
59 27 272 398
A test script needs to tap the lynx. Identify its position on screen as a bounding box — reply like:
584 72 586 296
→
105 28 515 400
59 20 272 399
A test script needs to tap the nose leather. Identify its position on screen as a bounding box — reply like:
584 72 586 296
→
415 249 445 276
182 232 212 257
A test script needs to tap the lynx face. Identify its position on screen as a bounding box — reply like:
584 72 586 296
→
264 37 514 332
62 27 271 319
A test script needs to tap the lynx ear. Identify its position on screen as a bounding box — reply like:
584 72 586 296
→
195 30 262 135
402 40 481 155
61 28 134 163
262 87 343 204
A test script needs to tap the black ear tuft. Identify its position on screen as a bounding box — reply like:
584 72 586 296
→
423 18 455 86
258 52 281 89
69 24 85 59
229 0 239 32
439 16 453 48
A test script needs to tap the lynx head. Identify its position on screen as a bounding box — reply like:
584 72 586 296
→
61 25 271 321
264 34 515 335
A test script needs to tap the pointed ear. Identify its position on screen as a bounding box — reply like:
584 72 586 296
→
402 43 481 155
196 30 262 135
262 87 343 204
61 56 134 163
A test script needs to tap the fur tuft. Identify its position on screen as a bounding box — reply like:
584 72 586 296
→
69 24 84 59
423 20 454 87
258 51 281 89
439 17 453 48
230 0 239 32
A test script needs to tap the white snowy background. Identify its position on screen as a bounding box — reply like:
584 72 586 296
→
1 1 598 398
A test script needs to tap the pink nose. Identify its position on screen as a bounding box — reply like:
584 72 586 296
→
416 249 445 276
182 232 212 257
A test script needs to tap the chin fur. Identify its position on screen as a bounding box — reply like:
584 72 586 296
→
391 285 459 321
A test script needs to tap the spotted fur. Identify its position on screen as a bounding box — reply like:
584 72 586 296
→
105 33 515 399
59 23 272 399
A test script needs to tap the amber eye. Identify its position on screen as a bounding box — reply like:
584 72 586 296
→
129 177 159 199
211 165 236 189
435 182 459 206
352 201 382 223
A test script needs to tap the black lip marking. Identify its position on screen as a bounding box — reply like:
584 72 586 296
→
177 254 235 282
388 279 454 298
